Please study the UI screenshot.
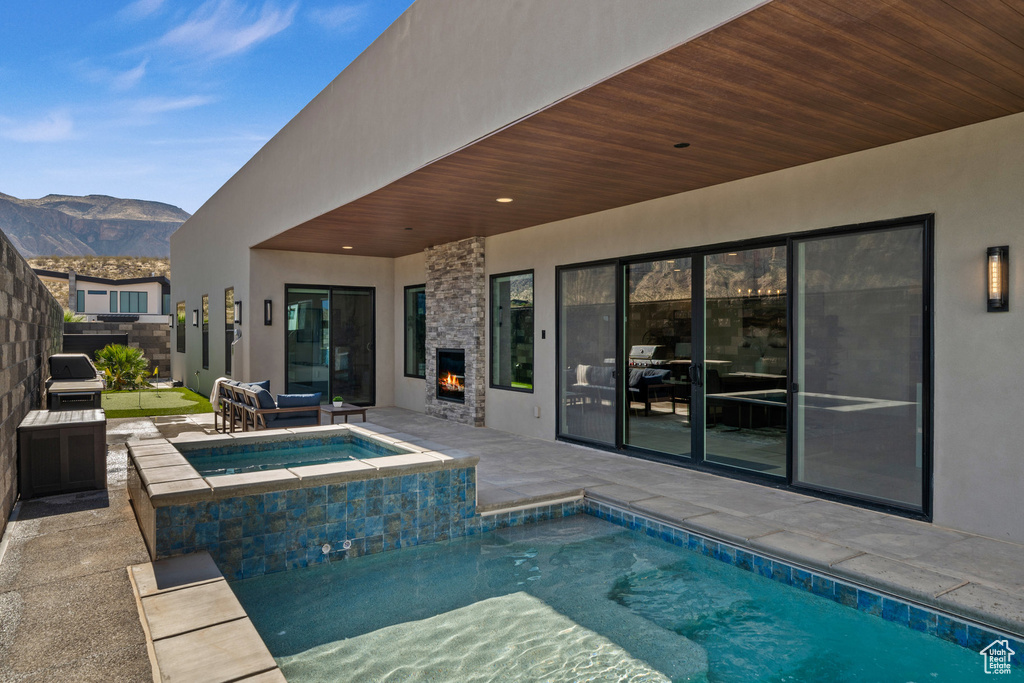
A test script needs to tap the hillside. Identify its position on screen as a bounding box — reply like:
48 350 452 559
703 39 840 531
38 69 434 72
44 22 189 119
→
28 256 170 310
0 192 188 258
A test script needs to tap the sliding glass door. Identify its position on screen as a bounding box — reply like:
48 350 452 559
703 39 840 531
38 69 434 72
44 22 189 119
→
556 218 929 514
792 223 928 510
286 286 375 405
702 246 788 476
557 263 617 447
624 257 693 457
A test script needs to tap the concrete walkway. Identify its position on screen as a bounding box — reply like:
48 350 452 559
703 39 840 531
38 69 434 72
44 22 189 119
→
1 407 1021 683
0 417 162 683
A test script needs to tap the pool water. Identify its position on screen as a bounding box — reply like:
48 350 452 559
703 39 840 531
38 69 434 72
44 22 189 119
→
183 437 405 476
231 515 989 682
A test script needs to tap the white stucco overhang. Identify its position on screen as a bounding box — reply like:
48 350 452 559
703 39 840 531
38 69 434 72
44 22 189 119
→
205 0 1024 259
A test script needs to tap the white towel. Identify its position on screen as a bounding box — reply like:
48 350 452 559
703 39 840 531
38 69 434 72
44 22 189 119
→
209 377 229 407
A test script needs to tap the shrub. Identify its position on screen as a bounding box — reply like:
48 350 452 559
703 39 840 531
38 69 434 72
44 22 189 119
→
63 309 85 322
94 344 151 391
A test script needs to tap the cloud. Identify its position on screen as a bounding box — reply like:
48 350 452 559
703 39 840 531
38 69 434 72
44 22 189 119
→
157 0 297 59
119 0 165 20
1 110 75 142
130 95 217 114
309 3 368 31
111 59 149 91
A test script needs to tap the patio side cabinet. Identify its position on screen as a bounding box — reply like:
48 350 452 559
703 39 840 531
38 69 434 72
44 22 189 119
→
18 409 107 499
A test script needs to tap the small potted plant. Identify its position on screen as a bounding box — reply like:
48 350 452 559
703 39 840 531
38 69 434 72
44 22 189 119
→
333 396 344 407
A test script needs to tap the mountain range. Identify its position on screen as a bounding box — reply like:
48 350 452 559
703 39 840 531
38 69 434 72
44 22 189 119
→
0 192 189 258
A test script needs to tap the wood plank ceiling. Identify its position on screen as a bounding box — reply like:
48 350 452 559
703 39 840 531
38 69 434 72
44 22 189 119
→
254 0 1024 258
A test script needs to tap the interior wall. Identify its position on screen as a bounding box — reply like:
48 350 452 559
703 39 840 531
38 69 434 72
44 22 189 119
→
484 111 1024 543
247 249 395 407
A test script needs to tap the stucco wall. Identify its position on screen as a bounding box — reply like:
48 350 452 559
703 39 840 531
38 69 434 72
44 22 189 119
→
393 252 426 413
481 111 1024 543
0 232 63 531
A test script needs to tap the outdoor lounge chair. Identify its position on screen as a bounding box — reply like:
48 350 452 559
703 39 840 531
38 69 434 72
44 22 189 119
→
218 380 271 433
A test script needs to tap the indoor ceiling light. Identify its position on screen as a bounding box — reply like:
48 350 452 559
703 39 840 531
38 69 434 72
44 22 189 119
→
674 142 691 148
342 246 353 250
496 197 513 203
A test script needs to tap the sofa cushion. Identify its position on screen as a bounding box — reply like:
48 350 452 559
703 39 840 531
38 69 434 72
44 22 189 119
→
248 380 270 392
628 368 670 387
252 387 277 409
276 392 322 408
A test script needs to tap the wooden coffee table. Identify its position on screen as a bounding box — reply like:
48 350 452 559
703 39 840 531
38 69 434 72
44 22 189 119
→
320 403 368 424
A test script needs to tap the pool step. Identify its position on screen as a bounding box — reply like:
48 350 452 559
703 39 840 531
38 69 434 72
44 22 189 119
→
477 483 584 515
128 552 285 683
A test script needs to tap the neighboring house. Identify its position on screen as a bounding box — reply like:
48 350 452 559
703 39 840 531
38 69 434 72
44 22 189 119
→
34 269 171 324
171 1 1024 546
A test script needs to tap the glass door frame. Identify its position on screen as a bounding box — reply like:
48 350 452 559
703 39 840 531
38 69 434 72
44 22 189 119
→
554 258 624 449
785 216 934 515
283 283 377 407
554 215 933 519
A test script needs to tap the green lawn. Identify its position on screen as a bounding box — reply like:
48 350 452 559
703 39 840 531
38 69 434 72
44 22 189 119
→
101 387 213 418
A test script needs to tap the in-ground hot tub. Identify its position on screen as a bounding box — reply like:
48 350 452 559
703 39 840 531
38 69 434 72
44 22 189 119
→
127 424 478 580
178 430 419 476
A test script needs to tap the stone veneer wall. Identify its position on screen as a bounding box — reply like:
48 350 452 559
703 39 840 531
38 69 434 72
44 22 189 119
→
0 231 63 531
64 321 171 375
425 237 486 426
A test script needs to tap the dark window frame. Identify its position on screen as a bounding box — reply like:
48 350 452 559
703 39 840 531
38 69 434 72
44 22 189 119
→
201 294 209 369
403 284 426 379
224 287 234 377
175 301 186 353
489 269 535 393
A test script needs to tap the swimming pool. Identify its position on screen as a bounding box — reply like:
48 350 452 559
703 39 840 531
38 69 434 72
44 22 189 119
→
231 515 993 682
178 432 413 476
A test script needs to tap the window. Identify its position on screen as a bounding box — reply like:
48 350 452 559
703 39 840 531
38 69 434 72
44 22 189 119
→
225 287 234 376
76 290 85 312
162 294 170 315
404 285 426 378
201 294 209 369
110 292 118 313
86 290 106 295
490 271 533 391
119 291 149 313
176 302 186 353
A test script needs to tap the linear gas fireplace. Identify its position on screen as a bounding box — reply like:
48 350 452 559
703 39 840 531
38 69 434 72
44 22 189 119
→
437 348 466 403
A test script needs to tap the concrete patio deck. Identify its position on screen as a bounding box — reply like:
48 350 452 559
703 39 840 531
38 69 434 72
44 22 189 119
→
1 407 1021 682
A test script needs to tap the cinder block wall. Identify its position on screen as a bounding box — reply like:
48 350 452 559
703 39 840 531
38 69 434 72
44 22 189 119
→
0 232 63 531
64 322 171 376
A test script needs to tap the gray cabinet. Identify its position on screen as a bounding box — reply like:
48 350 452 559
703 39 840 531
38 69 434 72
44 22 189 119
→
18 409 107 499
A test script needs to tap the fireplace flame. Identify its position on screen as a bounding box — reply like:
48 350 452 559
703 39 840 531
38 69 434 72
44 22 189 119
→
439 371 464 393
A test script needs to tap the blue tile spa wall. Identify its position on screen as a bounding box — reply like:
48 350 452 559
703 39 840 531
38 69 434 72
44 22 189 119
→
154 467 477 580
585 499 1023 667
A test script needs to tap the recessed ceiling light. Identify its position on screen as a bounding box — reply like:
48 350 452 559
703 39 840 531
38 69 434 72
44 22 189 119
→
496 197 513 203
404 227 413 231
342 246 353 250
674 142 690 149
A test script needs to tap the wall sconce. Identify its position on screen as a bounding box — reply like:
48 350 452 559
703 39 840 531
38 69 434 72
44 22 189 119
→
987 246 1009 312
192 309 199 327
264 299 273 326
234 300 242 324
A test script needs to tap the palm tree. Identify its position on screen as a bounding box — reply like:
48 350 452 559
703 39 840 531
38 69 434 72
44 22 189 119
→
94 344 151 391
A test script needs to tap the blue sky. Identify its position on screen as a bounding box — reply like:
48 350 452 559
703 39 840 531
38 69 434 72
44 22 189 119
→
0 0 414 213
